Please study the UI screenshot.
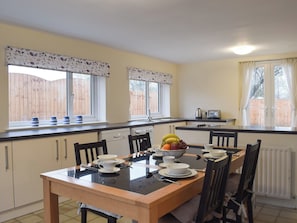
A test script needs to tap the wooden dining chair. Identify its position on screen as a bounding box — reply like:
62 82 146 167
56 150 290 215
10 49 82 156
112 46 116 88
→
158 154 232 223
74 140 120 223
209 130 238 147
223 139 262 223
128 132 152 154
74 140 108 165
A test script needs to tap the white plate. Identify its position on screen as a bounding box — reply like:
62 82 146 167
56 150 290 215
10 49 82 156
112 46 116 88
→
97 154 118 160
204 153 225 159
98 167 120 173
201 149 212 153
159 169 197 179
167 169 192 177
93 158 125 166
159 162 172 168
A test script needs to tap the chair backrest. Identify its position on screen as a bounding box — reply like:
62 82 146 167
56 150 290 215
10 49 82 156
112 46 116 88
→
74 140 108 165
196 154 232 223
128 132 151 154
209 130 238 147
235 139 261 202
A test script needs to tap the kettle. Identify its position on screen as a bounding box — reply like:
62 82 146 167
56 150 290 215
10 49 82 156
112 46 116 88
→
195 108 202 119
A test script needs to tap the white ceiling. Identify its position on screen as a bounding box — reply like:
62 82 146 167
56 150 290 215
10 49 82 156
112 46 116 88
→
1 0 297 63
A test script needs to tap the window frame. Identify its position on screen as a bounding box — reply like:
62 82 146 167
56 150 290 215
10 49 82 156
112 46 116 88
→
8 65 106 128
247 60 291 127
129 79 170 120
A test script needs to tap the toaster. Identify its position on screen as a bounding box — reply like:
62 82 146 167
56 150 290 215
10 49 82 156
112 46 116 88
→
207 110 221 119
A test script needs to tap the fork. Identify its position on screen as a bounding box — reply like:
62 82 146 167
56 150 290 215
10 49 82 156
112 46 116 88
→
153 173 180 185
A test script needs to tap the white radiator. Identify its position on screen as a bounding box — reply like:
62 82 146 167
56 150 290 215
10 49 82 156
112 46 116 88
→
254 147 292 199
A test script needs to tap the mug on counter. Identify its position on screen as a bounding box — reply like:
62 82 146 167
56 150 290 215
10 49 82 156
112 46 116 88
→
76 115 83 123
63 116 70 124
50 116 57 125
31 117 39 127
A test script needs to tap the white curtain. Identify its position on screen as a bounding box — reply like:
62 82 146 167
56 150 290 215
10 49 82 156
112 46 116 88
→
239 61 256 125
281 58 297 127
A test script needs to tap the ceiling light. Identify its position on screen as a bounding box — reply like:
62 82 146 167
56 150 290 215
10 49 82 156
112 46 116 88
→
232 45 254 55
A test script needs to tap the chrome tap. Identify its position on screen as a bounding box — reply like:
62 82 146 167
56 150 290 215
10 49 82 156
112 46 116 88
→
147 109 153 121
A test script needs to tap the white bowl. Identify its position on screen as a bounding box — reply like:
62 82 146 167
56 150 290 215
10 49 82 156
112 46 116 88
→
160 148 187 158
167 163 190 175
204 144 214 150
209 149 226 157
97 154 118 161
163 155 175 164
101 160 117 171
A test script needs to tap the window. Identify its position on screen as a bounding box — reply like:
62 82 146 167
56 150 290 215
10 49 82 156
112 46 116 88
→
128 67 172 119
242 60 295 127
129 80 161 118
8 65 105 127
5 46 110 128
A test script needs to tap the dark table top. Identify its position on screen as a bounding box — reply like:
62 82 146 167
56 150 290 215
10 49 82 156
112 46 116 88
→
64 147 240 195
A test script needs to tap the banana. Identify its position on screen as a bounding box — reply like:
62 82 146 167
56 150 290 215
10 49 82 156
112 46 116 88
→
165 137 180 144
162 133 180 142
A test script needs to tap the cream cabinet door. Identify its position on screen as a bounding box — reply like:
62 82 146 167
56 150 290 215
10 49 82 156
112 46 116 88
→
13 137 61 207
175 129 209 146
0 142 14 212
153 122 186 145
60 132 98 168
12 132 98 207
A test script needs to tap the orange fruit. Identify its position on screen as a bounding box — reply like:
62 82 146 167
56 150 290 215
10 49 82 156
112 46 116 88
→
162 143 171 150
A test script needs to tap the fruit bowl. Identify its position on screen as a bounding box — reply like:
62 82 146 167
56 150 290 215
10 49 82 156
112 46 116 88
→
160 147 188 158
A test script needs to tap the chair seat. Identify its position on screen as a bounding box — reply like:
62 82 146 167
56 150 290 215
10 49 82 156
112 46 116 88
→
158 213 181 223
80 203 121 219
158 194 220 223
170 195 201 222
226 173 241 194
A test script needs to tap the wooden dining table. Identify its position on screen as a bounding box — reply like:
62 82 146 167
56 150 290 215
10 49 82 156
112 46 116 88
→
40 148 245 223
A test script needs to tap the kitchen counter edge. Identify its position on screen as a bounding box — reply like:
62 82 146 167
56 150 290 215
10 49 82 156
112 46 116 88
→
176 125 297 134
0 118 188 142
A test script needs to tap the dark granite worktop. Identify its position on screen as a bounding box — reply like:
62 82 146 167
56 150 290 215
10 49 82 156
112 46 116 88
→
0 118 186 142
2 117 294 142
176 124 297 134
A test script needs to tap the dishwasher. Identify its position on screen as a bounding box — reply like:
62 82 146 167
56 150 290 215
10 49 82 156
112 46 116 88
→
130 125 154 145
99 128 130 156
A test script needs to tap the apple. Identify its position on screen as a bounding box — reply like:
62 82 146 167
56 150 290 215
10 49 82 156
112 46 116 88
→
170 142 179 150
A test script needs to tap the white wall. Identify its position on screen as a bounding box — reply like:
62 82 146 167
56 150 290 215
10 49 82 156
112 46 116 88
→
177 53 297 124
1 22 297 132
0 22 178 132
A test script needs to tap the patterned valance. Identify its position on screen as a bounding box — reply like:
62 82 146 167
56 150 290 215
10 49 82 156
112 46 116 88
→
5 46 110 77
128 67 172 85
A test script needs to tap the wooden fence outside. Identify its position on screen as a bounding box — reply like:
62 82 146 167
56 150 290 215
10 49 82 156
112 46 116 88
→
9 73 291 126
9 73 90 121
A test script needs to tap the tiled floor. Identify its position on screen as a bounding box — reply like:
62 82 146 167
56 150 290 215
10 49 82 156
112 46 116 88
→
3 200 297 223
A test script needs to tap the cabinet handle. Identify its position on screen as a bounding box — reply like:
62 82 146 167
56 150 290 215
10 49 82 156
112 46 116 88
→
5 146 9 170
172 125 175 134
56 140 59 161
113 134 121 139
64 138 68 159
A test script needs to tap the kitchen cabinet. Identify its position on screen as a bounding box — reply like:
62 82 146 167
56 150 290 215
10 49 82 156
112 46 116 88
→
99 128 130 156
153 122 186 145
0 142 14 212
175 129 209 146
12 132 97 207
